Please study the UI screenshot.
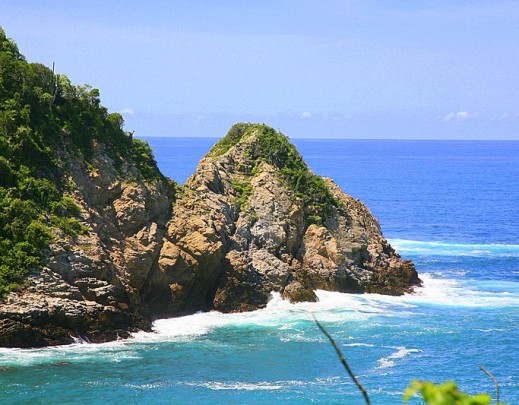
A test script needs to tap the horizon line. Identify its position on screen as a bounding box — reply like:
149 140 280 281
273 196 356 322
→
137 135 519 141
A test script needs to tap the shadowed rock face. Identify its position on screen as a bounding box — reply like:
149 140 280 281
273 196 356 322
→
0 124 420 347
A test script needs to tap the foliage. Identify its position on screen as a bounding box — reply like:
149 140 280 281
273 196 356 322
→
212 123 338 225
128 138 163 181
209 122 251 157
0 27 163 295
254 125 338 225
231 180 253 207
50 215 86 237
404 380 495 405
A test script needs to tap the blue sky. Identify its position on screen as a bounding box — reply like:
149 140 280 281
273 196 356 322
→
2 0 519 139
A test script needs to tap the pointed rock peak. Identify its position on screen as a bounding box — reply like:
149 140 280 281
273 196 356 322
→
205 123 339 226
208 123 304 167
208 122 258 157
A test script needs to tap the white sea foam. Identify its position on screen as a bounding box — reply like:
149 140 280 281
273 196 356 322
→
389 238 519 257
475 328 505 333
193 381 284 391
122 382 167 390
2 271 517 366
344 343 375 348
376 346 422 369
0 338 140 367
182 376 342 391
402 273 519 308
130 289 407 344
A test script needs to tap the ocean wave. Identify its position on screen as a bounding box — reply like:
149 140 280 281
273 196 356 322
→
344 342 375 348
130 291 393 344
186 381 285 391
0 339 141 367
182 376 342 391
376 346 422 369
402 273 519 308
388 238 519 257
134 280 519 343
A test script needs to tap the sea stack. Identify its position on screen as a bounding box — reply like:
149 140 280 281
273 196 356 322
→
140 123 421 317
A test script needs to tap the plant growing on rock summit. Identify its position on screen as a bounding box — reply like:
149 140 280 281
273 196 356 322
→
212 123 339 226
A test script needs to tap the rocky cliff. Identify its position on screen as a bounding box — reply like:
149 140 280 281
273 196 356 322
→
141 124 420 318
0 138 174 347
0 123 420 347
0 31 419 347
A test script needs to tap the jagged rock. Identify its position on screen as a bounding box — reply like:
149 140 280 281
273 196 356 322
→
150 124 420 314
0 140 172 347
0 123 420 347
282 280 318 303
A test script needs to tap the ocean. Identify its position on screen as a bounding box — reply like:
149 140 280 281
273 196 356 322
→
1 138 518 404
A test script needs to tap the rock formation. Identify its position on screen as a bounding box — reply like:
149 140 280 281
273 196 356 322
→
141 124 420 318
0 139 173 347
0 123 420 347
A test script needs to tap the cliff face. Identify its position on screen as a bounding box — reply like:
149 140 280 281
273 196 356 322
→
0 138 173 347
0 124 420 347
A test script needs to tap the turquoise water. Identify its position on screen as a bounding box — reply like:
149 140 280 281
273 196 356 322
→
1 139 518 404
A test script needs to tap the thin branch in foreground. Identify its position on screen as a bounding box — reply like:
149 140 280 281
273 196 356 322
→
311 313 371 405
479 365 500 404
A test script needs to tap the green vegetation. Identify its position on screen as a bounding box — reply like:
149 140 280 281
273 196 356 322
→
128 138 163 181
209 122 250 156
404 380 494 404
212 123 339 225
0 28 163 295
231 179 253 207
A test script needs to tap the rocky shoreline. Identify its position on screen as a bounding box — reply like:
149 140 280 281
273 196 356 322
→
0 124 420 347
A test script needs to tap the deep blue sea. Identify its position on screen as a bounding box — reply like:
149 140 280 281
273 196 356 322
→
1 138 518 404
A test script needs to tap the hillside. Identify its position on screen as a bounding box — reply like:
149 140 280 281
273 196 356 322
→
0 28 166 296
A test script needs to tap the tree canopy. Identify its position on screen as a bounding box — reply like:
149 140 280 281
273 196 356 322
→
0 28 162 295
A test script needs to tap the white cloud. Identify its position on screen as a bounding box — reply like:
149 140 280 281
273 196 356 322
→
120 107 135 115
443 111 477 122
301 111 314 118
496 112 519 120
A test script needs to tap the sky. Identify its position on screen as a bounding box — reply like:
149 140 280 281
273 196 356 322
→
2 0 519 139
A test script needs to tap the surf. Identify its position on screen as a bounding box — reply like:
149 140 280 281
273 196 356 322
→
389 238 519 257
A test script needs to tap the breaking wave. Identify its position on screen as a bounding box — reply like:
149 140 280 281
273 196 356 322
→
376 346 422 369
389 239 519 257
1 274 517 367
